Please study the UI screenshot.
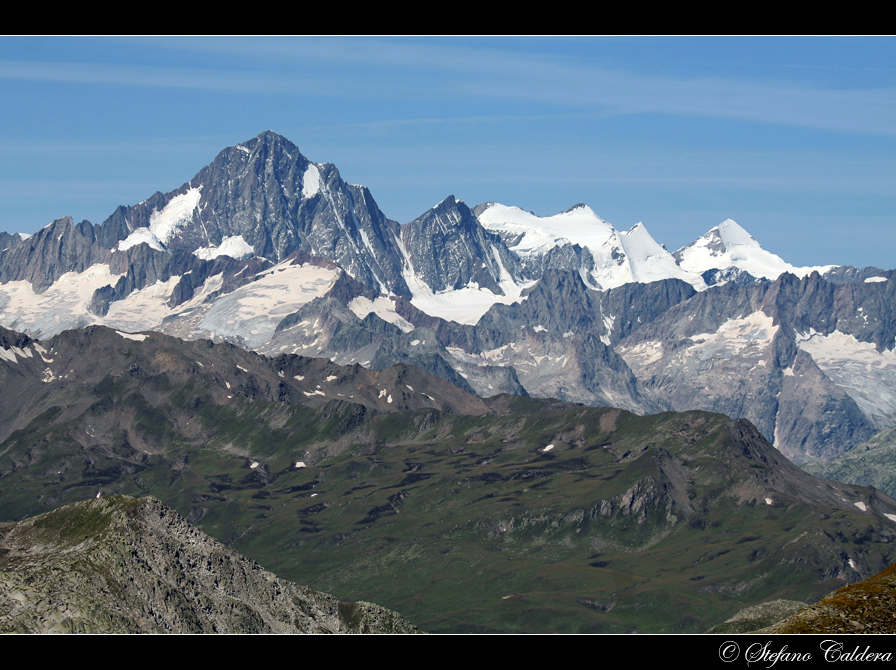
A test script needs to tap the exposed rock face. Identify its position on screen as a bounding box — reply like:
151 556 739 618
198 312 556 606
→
0 496 419 633
0 217 111 292
96 130 410 297
401 196 524 294
616 271 896 462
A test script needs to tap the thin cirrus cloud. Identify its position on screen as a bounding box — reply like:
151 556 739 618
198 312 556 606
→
2 37 893 139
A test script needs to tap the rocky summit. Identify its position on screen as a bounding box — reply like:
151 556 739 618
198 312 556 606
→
0 495 419 634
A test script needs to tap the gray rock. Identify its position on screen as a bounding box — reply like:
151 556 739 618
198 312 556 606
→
0 496 420 634
706 599 808 634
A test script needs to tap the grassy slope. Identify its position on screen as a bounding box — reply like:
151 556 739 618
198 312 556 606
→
2 371 895 633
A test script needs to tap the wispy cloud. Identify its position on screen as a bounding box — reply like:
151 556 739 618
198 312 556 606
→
3 37 893 137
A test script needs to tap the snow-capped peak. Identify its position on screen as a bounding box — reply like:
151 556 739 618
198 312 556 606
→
478 203 706 290
714 219 762 249
478 201 615 256
675 218 799 280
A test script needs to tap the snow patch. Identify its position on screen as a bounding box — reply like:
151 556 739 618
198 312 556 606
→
401 235 535 325
196 261 339 349
617 340 664 367
348 296 415 333
149 187 201 245
0 264 119 339
302 163 322 199
193 235 254 260
854 501 867 512
117 227 167 253
686 311 778 359
798 330 896 428
405 274 535 326
115 331 147 342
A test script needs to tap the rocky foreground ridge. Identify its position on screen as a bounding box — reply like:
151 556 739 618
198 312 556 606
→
0 496 419 633
752 561 896 634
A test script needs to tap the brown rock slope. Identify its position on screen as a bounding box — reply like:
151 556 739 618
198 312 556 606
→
755 562 896 634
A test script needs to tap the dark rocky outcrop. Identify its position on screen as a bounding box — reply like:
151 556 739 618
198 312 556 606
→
401 196 524 294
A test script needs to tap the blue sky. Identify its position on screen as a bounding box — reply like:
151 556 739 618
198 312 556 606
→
0 36 893 269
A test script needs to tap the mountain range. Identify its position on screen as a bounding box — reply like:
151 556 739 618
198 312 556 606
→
1 130 891 466
0 130 894 632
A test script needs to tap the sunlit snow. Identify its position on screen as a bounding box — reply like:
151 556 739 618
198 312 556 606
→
196 261 339 348
117 227 167 253
193 235 254 260
675 219 832 281
686 311 778 360
479 203 704 290
115 331 148 342
348 296 415 333
0 264 119 338
302 163 322 199
149 187 201 245
798 330 896 427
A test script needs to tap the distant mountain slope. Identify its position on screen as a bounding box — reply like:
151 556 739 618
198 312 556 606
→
802 427 896 498
616 271 896 462
0 496 419 633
